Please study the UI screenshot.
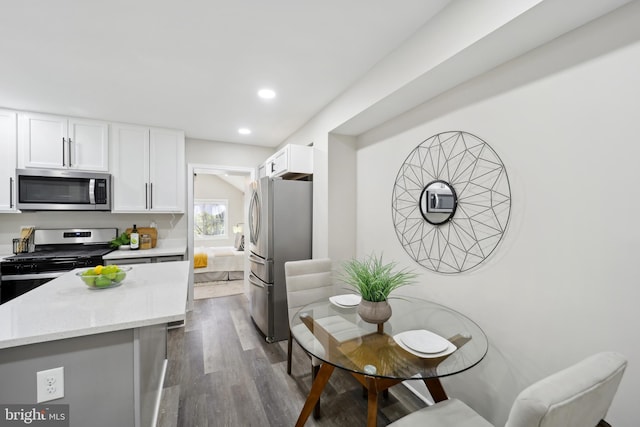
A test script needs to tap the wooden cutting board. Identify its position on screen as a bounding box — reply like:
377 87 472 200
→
125 227 158 248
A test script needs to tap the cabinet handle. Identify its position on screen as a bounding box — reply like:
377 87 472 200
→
62 137 66 166
68 138 72 167
149 183 153 209
271 162 275 173
9 177 13 208
145 183 148 209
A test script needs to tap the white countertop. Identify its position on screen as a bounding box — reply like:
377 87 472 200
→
103 239 186 260
0 261 189 349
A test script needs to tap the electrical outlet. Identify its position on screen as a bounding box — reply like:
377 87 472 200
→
36 367 64 403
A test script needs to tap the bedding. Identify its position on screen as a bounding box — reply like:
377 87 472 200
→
194 246 245 282
194 253 208 268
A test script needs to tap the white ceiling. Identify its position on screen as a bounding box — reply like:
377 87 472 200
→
0 0 450 147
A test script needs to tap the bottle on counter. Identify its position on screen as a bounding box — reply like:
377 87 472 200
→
130 224 140 250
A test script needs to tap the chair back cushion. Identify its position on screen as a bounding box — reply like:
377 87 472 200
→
505 352 626 427
284 258 334 321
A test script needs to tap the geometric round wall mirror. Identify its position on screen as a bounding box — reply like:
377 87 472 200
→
392 131 511 273
419 180 458 225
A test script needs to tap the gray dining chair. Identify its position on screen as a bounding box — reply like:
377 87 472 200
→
388 351 626 427
284 258 335 417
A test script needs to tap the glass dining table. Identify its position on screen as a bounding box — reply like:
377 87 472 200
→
290 295 488 427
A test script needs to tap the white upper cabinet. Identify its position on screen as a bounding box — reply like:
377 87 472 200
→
18 112 108 171
267 144 313 179
110 123 185 213
110 123 150 212
148 128 185 212
257 161 268 179
0 109 18 212
68 118 109 171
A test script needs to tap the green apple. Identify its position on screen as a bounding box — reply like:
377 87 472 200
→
95 276 112 288
81 276 96 286
114 270 126 283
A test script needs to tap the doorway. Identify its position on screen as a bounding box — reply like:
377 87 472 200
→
186 164 255 309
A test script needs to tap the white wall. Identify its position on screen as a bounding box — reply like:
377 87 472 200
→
327 134 357 263
281 0 620 260
186 138 274 168
355 8 640 426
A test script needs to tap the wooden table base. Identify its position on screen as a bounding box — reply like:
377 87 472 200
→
294 363 335 427
294 363 449 427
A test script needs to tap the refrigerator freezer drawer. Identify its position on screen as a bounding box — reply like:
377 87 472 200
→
249 272 273 342
249 252 273 284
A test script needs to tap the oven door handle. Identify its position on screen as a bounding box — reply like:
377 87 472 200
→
1 272 66 281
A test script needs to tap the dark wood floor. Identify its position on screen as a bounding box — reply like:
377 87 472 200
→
156 293 427 427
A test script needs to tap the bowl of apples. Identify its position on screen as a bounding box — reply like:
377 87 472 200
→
77 265 131 289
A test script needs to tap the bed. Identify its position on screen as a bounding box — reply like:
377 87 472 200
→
194 246 245 282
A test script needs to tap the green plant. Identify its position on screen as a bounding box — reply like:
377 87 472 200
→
341 253 417 302
110 232 131 248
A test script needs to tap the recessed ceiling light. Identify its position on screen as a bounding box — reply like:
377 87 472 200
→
238 128 251 135
258 88 276 99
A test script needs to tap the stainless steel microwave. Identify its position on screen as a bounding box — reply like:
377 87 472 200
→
16 169 111 211
426 186 455 213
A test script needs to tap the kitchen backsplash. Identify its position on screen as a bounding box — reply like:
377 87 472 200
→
0 212 186 255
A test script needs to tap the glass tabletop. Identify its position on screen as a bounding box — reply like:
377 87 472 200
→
290 296 488 380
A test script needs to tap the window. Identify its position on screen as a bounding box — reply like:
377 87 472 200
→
194 199 228 239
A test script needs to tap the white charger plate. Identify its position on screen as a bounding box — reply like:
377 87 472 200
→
393 330 456 358
329 294 361 307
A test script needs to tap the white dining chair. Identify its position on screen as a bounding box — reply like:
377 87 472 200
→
388 351 627 427
284 258 335 417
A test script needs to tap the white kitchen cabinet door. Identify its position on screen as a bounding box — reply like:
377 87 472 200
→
110 123 150 212
19 112 109 171
267 144 313 178
149 128 185 212
19 113 66 169
0 109 17 211
257 159 268 179
68 119 109 171
110 124 184 213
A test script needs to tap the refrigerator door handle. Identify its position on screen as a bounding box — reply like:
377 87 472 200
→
248 253 266 265
249 273 265 288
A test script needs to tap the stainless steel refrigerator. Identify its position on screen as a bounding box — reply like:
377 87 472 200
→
248 176 312 342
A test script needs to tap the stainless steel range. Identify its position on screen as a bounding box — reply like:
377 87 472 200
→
0 228 117 304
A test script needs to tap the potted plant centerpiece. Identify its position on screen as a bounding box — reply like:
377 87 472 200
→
342 253 417 324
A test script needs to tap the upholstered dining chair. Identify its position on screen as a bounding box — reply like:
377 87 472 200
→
388 351 626 427
284 258 335 417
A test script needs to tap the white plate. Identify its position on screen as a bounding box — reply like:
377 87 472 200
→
393 334 458 359
329 294 361 307
398 330 450 353
393 332 456 358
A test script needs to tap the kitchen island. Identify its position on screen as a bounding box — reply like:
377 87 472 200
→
0 261 189 427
